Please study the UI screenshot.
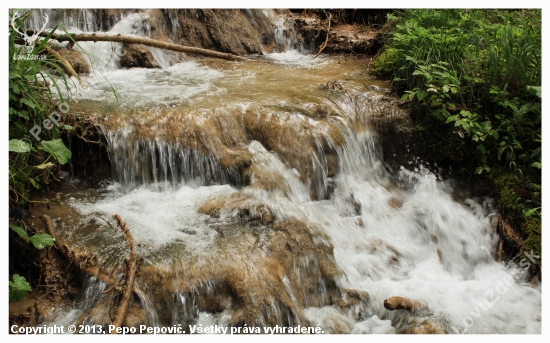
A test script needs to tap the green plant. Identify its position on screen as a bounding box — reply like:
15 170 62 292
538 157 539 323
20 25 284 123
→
8 10 74 303
9 274 32 303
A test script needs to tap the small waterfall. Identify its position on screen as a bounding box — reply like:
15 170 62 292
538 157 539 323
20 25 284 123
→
101 126 243 192
26 9 102 32
261 9 310 53
47 93 541 333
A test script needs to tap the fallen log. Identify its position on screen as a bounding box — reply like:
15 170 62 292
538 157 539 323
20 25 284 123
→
110 214 137 333
26 29 248 62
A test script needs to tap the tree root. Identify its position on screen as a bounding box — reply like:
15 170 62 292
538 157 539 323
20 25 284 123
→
313 13 332 58
41 214 142 330
110 214 137 333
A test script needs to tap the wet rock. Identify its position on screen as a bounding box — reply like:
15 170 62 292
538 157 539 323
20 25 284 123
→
119 44 160 69
334 289 369 321
304 306 355 334
121 218 341 327
54 47 91 75
359 92 421 170
405 319 446 334
383 296 428 314
388 197 402 209
122 304 148 329
326 154 339 177
198 191 275 224
494 214 523 249
149 9 268 56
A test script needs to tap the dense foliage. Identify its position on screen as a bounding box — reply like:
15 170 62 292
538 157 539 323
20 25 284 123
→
372 9 541 265
9 10 74 301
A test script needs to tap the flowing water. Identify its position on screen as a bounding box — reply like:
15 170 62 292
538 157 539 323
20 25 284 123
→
33 10 540 334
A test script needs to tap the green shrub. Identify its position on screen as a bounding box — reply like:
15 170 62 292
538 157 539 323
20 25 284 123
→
373 9 541 262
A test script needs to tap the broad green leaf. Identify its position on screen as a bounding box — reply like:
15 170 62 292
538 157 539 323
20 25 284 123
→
29 234 55 250
9 274 32 303
38 139 72 165
20 98 37 110
9 224 29 240
9 139 31 153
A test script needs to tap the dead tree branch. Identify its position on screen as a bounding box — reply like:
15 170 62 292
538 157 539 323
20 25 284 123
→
314 13 333 59
26 29 248 62
110 214 137 332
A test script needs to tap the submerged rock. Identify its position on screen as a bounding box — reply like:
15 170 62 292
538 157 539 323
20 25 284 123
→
383 296 428 314
119 44 161 69
55 48 91 75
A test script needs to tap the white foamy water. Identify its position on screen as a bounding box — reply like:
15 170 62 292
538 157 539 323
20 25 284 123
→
72 183 236 250
265 50 329 68
73 61 224 108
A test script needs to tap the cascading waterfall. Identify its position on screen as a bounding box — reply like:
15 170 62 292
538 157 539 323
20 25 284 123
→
30 10 539 334
49 94 540 333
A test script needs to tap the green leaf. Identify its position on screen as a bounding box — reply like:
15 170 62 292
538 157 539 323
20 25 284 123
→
9 139 31 153
9 274 32 303
29 234 55 250
477 144 487 155
526 85 541 98
9 224 29 240
20 98 38 110
498 145 508 160
29 178 40 189
38 139 72 165
524 208 539 217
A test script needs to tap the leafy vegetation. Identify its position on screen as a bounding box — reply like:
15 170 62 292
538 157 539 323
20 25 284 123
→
9 274 32 303
9 10 75 302
372 9 541 264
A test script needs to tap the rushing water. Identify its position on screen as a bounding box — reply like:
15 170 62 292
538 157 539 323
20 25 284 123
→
36 11 540 334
